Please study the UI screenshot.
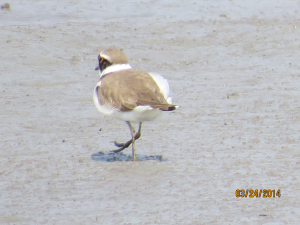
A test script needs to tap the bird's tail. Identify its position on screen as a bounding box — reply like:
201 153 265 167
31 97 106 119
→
160 104 178 111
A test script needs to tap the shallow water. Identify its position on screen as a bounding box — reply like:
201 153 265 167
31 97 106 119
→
1 0 300 224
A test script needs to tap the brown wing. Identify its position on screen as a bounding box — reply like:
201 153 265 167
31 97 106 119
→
97 69 176 112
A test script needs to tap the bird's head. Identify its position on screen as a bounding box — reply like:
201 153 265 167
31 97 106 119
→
95 49 129 73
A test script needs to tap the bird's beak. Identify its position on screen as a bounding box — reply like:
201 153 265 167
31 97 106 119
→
95 65 99 71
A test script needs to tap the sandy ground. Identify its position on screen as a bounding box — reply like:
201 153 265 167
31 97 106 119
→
1 0 300 224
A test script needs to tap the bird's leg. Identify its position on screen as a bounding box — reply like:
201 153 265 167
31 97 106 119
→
126 122 137 161
113 122 142 149
136 122 142 139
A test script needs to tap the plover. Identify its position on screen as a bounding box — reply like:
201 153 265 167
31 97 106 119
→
93 49 177 161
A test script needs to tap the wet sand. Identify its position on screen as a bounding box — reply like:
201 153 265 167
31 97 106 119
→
1 0 300 224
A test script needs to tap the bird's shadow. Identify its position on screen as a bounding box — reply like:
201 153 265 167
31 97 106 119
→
91 151 165 162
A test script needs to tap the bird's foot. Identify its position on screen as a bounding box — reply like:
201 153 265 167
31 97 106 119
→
112 139 133 153
132 155 137 161
112 131 141 151
114 141 126 148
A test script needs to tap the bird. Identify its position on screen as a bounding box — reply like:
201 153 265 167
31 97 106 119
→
93 48 177 161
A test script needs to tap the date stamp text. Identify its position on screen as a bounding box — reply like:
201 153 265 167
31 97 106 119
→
236 189 281 198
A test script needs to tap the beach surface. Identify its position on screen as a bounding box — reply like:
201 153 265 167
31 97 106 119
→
1 0 300 224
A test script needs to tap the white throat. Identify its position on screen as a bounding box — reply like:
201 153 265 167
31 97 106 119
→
100 64 132 77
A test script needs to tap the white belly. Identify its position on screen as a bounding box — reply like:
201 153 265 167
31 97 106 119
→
112 106 162 122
